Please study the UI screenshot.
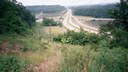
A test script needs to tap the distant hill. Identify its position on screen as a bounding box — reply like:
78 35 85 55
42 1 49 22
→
71 4 117 18
25 5 66 14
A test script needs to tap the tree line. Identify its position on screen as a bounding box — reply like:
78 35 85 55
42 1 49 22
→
71 4 116 18
26 5 66 14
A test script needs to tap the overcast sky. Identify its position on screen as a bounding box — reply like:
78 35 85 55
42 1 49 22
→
17 0 120 6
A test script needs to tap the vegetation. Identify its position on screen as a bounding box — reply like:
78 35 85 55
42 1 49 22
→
0 55 26 72
0 2 39 70
0 24 58 72
26 5 66 14
60 45 84 72
100 1 128 48
53 30 100 45
0 0 35 35
71 4 116 18
43 18 62 26
55 1 128 72
60 44 128 72
0 0 128 72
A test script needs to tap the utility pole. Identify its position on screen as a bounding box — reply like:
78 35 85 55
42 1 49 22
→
49 23 52 43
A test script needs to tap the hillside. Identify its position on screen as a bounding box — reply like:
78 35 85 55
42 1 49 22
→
71 4 116 18
26 5 66 14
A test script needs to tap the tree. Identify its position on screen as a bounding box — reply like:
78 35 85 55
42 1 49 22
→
0 0 35 34
100 0 128 48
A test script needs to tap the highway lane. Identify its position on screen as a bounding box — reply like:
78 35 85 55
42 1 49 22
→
62 10 79 32
62 9 99 34
72 16 99 33
68 10 81 29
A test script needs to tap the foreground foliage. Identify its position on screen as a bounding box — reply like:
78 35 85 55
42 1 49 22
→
0 25 53 72
60 44 128 72
0 55 26 72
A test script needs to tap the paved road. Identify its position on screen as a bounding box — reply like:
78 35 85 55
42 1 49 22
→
62 10 79 32
62 9 99 34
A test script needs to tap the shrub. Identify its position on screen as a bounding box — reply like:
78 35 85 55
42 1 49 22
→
0 55 26 72
42 18 62 26
53 31 100 45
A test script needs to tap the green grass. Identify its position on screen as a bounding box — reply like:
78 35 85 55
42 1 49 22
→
60 44 84 72
0 55 26 72
0 24 60 71
60 44 128 72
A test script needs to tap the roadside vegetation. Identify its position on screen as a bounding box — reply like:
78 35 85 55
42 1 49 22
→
43 18 62 26
53 30 100 45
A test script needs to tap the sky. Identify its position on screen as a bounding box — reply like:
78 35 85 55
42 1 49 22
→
17 0 120 6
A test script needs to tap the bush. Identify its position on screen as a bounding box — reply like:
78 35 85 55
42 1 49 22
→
53 31 100 45
42 18 62 26
0 55 26 72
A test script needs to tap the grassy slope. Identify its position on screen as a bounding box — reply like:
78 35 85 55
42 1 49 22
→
61 45 128 72
0 24 62 71
0 24 127 72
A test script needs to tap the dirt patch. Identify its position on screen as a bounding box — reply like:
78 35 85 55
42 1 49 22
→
0 42 9 53
0 41 23 53
34 52 62 72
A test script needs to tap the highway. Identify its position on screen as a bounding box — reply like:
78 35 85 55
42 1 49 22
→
62 9 99 34
36 9 99 33
62 10 79 32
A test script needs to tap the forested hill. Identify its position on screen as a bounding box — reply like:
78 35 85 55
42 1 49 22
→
71 4 116 18
25 5 66 14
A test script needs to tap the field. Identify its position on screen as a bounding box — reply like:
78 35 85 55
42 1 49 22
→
74 15 110 28
44 26 67 36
